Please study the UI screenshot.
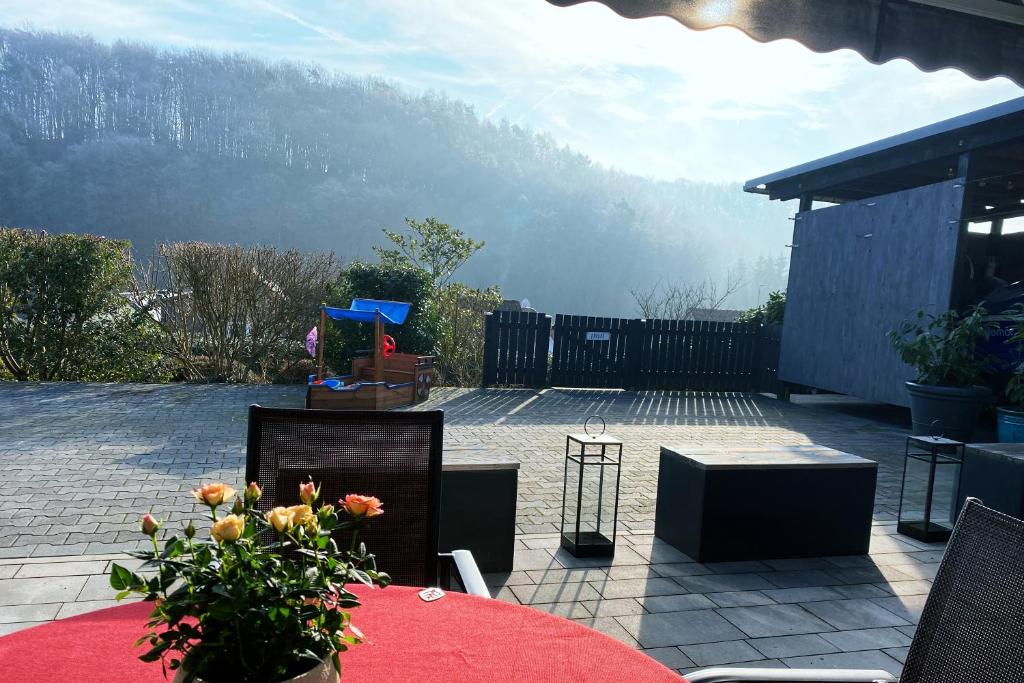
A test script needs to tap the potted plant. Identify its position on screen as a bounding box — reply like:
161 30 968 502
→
888 306 995 441
998 317 1024 442
111 481 390 683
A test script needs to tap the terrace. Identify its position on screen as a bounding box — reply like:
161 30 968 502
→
0 383 954 677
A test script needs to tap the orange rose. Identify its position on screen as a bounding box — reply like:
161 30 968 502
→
341 494 383 518
192 483 236 507
211 514 245 543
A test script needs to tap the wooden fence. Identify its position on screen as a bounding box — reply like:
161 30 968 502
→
481 310 551 388
550 315 631 388
482 310 783 393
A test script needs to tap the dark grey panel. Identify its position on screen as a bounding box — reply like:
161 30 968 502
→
779 179 965 406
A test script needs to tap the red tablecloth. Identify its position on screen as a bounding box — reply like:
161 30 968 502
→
0 585 685 682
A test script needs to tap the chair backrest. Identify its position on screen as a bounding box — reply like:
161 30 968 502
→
901 498 1024 683
245 405 443 587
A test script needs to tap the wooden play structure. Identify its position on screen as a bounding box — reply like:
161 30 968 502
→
306 299 435 410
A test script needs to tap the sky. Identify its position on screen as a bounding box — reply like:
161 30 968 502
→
1 0 1022 183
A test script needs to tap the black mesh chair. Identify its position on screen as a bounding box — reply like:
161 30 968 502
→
245 405 487 596
687 498 1024 683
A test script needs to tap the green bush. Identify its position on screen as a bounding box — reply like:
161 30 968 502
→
0 228 164 381
324 261 436 374
433 283 502 387
738 290 786 326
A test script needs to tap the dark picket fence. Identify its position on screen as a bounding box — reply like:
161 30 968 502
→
481 310 552 388
482 310 784 393
550 315 631 388
629 319 762 391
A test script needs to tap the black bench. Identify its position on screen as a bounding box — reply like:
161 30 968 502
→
440 450 519 574
655 445 877 562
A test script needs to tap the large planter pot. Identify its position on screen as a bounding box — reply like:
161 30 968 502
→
997 407 1024 443
173 656 339 683
905 381 991 442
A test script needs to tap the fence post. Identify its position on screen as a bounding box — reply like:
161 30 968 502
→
623 319 644 390
481 312 498 387
531 314 552 388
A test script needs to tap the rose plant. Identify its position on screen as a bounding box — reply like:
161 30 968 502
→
110 482 390 683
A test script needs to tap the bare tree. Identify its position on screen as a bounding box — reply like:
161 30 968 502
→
630 271 743 320
136 243 339 381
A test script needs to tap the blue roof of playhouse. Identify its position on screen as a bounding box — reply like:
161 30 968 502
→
322 299 411 325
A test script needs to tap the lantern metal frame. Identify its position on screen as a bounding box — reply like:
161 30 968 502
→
897 434 965 543
560 416 622 557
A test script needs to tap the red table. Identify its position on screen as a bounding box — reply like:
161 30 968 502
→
0 585 685 682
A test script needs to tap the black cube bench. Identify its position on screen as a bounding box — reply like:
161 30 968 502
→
957 443 1024 519
439 450 519 574
655 445 877 562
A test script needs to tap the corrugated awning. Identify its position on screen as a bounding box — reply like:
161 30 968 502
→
546 0 1024 86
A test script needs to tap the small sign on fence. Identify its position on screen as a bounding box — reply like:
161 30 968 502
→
585 331 611 342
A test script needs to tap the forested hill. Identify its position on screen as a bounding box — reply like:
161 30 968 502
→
0 29 792 315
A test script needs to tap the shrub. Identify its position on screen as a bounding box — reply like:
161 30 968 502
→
434 283 501 386
324 260 435 374
738 290 786 326
0 228 153 381
142 242 338 382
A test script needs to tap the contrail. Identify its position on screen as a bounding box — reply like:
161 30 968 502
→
253 0 381 54
527 62 595 113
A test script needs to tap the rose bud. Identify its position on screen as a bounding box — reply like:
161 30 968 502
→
299 481 319 505
140 514 160 537
231 498 244 515
184 520 196 539
244 482 262 503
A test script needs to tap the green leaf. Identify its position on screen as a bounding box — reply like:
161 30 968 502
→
109 563 145 591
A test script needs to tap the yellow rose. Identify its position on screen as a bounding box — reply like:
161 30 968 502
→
287 504 314 527
266 506 293 533
192 483 237 507
211 514 245 543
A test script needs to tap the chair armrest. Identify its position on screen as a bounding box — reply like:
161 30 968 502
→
438 549 490 598
685 668 897 683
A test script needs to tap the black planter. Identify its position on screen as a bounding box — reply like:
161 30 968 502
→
905 382 991 442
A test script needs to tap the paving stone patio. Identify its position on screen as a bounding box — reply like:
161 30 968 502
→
0 383 965 677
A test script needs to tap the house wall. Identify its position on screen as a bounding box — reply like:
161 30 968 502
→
779 178 966 406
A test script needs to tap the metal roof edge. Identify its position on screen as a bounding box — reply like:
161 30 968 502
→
742 96 1024 194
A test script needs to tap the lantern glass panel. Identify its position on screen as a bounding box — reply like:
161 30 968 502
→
562 452 618 549
561 432 622 558
898 437 964 543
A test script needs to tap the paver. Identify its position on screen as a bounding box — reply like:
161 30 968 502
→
0 383 963 676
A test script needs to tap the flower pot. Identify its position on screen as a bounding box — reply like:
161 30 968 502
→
905 381 991 442
172 656 339 683
997 407 1024 443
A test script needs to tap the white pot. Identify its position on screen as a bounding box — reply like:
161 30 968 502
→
172 656 339 683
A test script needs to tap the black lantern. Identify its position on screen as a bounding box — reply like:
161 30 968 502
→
897 435 965 543
560 416 622 557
